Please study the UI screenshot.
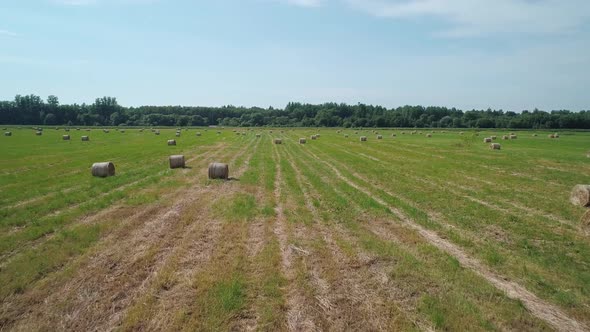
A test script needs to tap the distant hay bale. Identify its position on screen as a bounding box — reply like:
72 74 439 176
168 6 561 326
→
65 128 70 132
76 128 80 131
355 131 358 134
510 135 517 139
532 134 538 137
570 185 590 207
316 134 320 138
491 136 497 140
554 133 560 138
391 133 397 137
337 130 341 133
120 130 125 133
502 135 509 140
208 162 229 180
411 131 417 135
274 138 282 144
217 131 221 134
4 132 12 136
62 135 70 140
103 129 110 133
460 132 464 135
360 136 367 142
426 134 432 138
167 139 177 146
81 136 89 141
344 134 349 138
196 132 201 136
484 137 492 143
548 134 555 138
35 131 42 136
176 132 181 137
299 138 306 144
311 135 317 140
269 130 273 133
377 135 383 139
490 143 501 150
401 131 406 135
169 155 185 169
139 129 144 132
91 162 115 177
256 134 261 138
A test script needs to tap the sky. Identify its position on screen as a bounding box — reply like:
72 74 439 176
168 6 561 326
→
0 0 589 111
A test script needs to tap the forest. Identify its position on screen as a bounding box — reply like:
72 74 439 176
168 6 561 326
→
1 94 589 129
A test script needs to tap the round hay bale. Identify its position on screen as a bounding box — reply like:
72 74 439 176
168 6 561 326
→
311 135 317 140
490 143 501 150
176 132 181 137
65 128 70 132
360 136 367 142
62 135 70 140
355 131 358 134
502 135 509 140
91 162 115 177
208 162 229 180
344 134 349 138
196 132 202 136
581 210 590 234
401 131 406 135
167 139 177 146
548 134 555 138
391 133 397 137
35 131 42 136
119 130 125 133
484 137 492 143
155 131 160 135
459 132 464 135
217 131 221 135
532 134 538 137
554 133 560 138
377 135 383 139
169 155 185 169
274 139 282 144
491 136 497 140
269 130 273 133
570 185 590 207
299 138 306 144
426 134 432 138
4 132 12 136
81 136 90 141
510 135 517 139
256 134 261 138
316 134 320 138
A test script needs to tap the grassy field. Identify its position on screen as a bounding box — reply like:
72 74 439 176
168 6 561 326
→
0 126 589 331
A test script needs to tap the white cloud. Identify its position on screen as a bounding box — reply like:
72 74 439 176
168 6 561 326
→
345 0 590 37
280 0 323 7
0 29 18 37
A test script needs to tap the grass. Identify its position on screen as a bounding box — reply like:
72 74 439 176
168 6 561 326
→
0 127 588 330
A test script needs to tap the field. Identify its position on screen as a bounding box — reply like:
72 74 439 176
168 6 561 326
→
1 127 589 331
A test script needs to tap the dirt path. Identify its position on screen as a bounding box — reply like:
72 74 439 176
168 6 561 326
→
302 147 588 332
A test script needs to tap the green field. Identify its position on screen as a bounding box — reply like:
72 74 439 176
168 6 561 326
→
1 127 589 331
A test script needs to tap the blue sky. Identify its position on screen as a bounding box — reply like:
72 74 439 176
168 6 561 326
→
1 0 589 111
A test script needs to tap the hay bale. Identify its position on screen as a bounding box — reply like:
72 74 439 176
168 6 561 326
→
316 134 320 138
167 139 177 146
532 134 538 137
502 135 509 140
391 133 397 137
176 132 181 137
401 131 406 135
426 134 432 138
355 131 358 134
274 139 282 144
169 155 185 169
490 143 501 150
81 136 90 141
65 128 70 132
377 135 383 139
311 135 317 140
91 162 115 177
344 134 349 138
4 132 12 136
299 138 306 144
491 136 497 140
196 132 201 136
360 136 367 142
548 134 555 138
62 135 70 140
510 135 517 139
155 131 160 135
554 133 560 138
570 185 590 207
208 162 229 180
581 210 590 233
217 131 221 135
35 131 42 136
459 132 464 135
256 134 261 138
484 137 492 143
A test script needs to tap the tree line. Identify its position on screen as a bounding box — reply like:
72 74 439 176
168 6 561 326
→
1 94 589 129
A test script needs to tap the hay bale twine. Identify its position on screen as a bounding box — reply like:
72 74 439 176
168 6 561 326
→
510 135 517 139
167 139 177 146
169 155 185 169
299 138 306 144
4 132 12 136
81 136 90 141
484 137 492 143
208 162 229 180
274 139 282 144
490 143 501 150
570 185 590 207
360 136 367 142
377 135 383 139
91 162 115 177
62 135 70 140
35 131 42 136
502 135 509 140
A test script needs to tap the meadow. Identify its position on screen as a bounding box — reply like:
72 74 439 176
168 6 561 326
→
0 126 589 331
